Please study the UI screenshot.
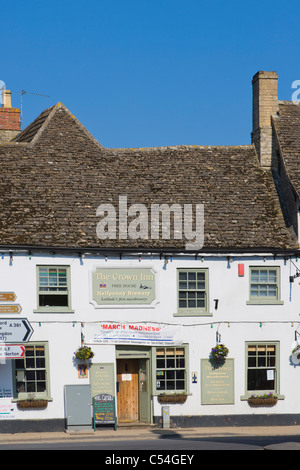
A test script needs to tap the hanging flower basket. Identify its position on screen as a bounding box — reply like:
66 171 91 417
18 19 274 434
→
210 344 229 361
17 399 48 409
74 346 94 361
247 393 278 407
157 393 187 404
292 344 300 359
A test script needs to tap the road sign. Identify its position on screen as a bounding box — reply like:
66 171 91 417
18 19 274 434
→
0 319 33 343
0 293 16 302
0 305 22 314
0 344 25 359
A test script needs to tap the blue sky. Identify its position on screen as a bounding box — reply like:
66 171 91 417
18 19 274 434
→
1 0 300 148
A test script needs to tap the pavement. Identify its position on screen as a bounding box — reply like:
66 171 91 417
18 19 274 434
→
1 424 300 449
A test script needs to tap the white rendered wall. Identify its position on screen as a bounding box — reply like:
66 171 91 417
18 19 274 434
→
0 251 298 421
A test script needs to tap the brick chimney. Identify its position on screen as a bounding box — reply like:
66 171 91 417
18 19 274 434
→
0 89 21 143
251 71 278 168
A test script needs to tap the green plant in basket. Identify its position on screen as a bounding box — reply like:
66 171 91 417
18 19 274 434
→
210 344 229 360
74 346 94 360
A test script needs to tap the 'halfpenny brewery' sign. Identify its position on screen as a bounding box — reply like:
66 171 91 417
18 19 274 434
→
91 268 157 308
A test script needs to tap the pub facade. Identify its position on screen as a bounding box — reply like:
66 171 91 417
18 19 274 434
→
1 71 300 432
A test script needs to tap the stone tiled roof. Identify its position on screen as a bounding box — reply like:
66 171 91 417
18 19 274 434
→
13 106 55 143
0 103 297 252
272 101 300 196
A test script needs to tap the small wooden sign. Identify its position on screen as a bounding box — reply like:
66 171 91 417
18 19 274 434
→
0 293 16 302
0 305 22 314
93 393 116 430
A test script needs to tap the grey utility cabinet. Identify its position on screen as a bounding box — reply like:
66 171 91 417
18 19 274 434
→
64 384 93 432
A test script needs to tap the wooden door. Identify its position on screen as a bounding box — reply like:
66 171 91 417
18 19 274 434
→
117 359 139 422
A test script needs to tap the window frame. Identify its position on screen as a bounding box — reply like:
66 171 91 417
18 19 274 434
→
152 344 189 395
34 265 73 313
175 268 211 317
242 341 281 399
247 266 283 305
12 342 51 401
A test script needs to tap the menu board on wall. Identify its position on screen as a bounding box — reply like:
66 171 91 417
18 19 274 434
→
91 267 157 307
201 359 234 405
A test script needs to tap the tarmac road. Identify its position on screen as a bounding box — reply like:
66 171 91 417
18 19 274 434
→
0 425 300 451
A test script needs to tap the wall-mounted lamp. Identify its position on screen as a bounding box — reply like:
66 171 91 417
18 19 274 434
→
290 271 300 283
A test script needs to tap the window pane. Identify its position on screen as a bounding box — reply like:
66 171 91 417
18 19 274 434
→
155 347 186 392
251 270 259 282
259 285 267 296
268 270 277 282
250 268 279 300
251 287 259 296
38 267 69 307
178 269 207 311
248 369 275 391
268 286 277 297
248 357 256 367
188 281 196 289
197 281 205 289
247 344 277 393
179 281 187 289
179 272 187 280
39 294 68 307
15 344 48 397
259 271 268 283
188 272 196 280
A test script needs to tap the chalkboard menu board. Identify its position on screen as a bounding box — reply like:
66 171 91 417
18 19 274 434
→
93 393 116 430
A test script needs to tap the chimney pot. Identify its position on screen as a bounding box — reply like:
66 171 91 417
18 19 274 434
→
2 90 12 108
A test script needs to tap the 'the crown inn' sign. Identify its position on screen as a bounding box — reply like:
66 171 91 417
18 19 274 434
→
91 267 158 308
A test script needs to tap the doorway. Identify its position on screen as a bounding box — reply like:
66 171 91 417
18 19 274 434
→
116 357 151 423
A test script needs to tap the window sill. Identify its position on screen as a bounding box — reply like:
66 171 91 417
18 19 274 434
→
246 300 284 305
174 311 213 317
33 309 74 314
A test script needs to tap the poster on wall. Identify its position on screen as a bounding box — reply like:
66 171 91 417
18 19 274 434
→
83 322 183 346
0 400 16 419
90 267 159 308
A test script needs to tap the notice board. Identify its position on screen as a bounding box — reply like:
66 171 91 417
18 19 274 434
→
93 393 116 430
89 363 115 398
201 359 234 405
